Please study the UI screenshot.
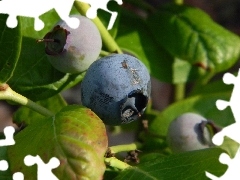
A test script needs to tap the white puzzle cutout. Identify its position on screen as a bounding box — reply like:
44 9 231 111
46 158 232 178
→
0 160 8 171
0 0 122 30
0 126 24 180
206 69 240 179
0 0 79 30
0 126 60 180
0 126 15 146
0 126 15 172
206 147 240 180
12 172 24 180
77 0 123 30
24 155 60 180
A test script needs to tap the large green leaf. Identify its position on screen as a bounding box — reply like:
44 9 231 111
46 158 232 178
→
147 4 240 75
8 105 108 179
116 8 202 83
0 15 22 83
114 148 227 180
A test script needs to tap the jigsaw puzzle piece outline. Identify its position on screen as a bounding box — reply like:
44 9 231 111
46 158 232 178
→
207 69 240 179
212 122 240 146
24 155 60 180
206 147 240 180
0 160 8 171
213 70 240 146
77 0 122 29
0 126 15 147
0 0 79 30
217 70 240 122
12 172 24 180
53 0 80 29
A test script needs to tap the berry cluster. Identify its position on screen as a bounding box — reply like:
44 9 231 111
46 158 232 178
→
40 15 151 125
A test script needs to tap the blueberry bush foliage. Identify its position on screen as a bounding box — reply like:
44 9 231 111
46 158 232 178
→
0 0 240 179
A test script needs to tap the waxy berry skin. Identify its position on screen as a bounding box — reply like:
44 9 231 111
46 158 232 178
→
167 113 217 153
81 54 151 126
44 15 102 74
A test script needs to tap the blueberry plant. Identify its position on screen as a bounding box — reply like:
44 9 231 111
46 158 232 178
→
0 0 240 179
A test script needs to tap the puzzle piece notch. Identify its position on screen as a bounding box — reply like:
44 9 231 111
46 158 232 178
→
77 0 123 30
0 126 15 147
207 69 240 179
24 155 60 180
0 0 123 30
13 172 24 180
213 70 240 146
216 100 230 111
216 70 240 122
0 160 8 171
222 72 236 85
0 160 24 180
206 146 240 180
212 122 240 146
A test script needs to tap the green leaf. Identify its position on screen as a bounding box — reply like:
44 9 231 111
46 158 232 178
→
147 4 240 76
172 57 202 83
104 169 120 180
116 9 175 83
0 15 22 83
219 137 239 158
190 74 234 96
13 94 67 125
8 105 108 179
7 36 84 101
114 148 227 180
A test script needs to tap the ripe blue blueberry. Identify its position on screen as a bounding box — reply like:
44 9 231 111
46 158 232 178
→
81 54 151 125
39 14 102 74
167 112 221 153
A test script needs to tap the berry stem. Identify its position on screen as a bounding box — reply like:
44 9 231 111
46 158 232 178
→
109 142 143 154
0 84 55 117
174 83 185 102
74 2 123 54
104 157 131 170
100 50 112 57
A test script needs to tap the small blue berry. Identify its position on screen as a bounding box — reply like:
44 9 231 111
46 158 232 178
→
81 54 151 125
